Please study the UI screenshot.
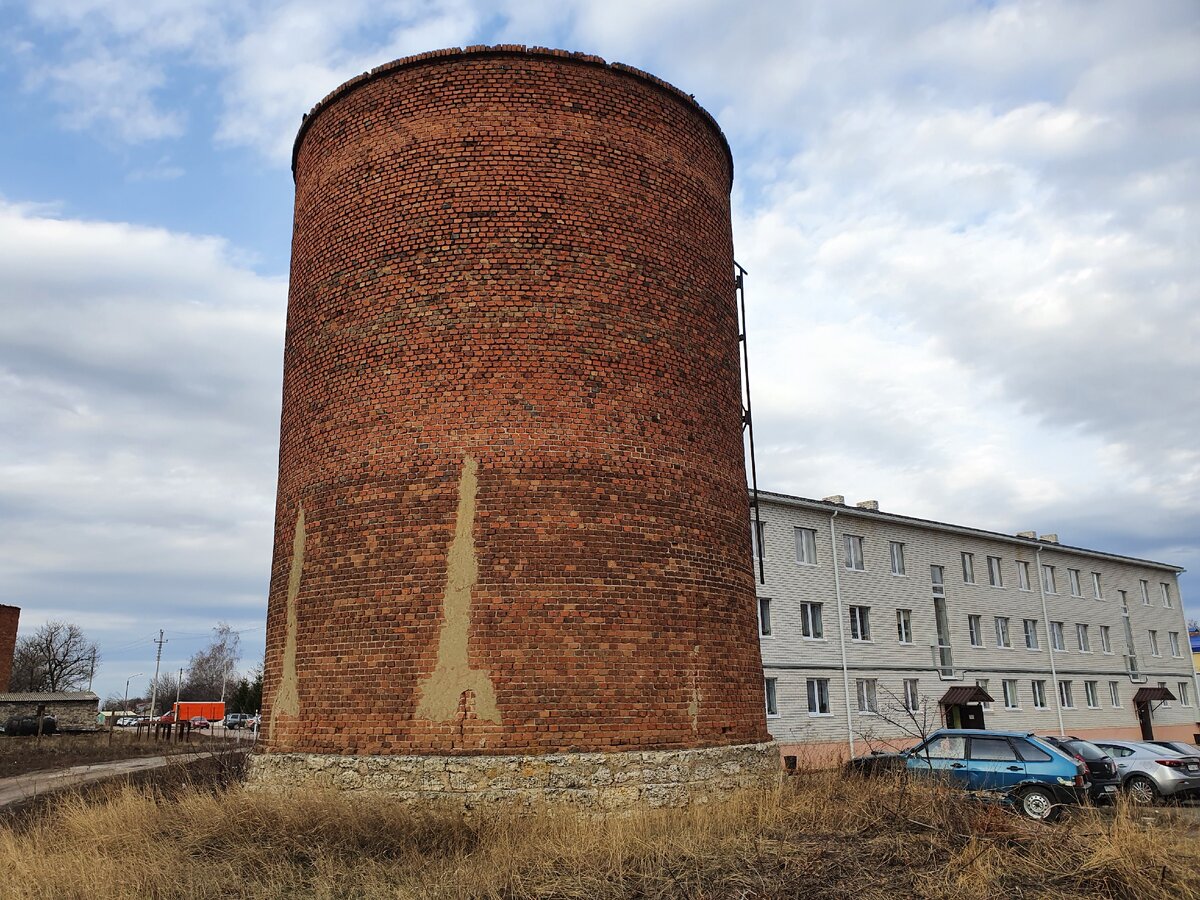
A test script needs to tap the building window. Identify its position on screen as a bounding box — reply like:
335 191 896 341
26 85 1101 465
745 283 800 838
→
1084 681 1099 708
896 609 913 644
1050 621 1065 651
931 565 945 595
994 616 1011 648
1003 679 1019 709
764 677 778 716
1149 630 1160 656
1023 618 1039 650
795 527 817 566
1091 572 1102 599
1032 680 1047 709
807 678 830 715
976 679 991 710
987 556 1003 587
1179 682 1192 706
843 534 865 570
800 602 824 640
856 678 878 713
1158 681 1171 708
758 597 772 637
1076 624 1091 653
1042 565 1057 594
849 605 871 641
1169 631 1181 657
968 615 983 647
1108 681 1121 708
1099 625 1112 654
1017 560 1031 591
889 541 906 575
961 552 975 584
1140 580 1150 605
1068 568 1082 597
751 520 767 560
903 679 920 712
1058 681 1075 709
1161 583 1173 608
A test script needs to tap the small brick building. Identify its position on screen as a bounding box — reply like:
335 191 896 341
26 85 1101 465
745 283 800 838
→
0 692 100 732
251 45 775 805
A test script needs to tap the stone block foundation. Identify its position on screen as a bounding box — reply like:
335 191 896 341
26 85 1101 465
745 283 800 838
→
247 742 779 810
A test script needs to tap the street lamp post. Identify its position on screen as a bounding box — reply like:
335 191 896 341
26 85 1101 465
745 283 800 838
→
112 672 142 745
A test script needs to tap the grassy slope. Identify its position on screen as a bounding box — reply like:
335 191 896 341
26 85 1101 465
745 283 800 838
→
1 769 1198 899
0 732 250 778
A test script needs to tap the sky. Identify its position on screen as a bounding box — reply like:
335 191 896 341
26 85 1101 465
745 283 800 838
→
0 0 1197 703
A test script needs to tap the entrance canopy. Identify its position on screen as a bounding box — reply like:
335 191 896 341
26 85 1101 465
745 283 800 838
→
1132 686 1176 703
940 685 993 705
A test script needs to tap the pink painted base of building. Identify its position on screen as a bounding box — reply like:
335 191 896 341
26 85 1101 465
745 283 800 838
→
777 721 1200 770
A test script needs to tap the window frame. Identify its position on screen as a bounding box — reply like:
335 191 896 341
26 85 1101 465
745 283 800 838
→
986 555 1003 587
849 605 872 642
1002 679 1019 709
903 678 921 712
799 601 824 640
856 678 878 714
1108 681 1121 708
896 608 913 645
994 616 1011 649
1091 572 1102 599
764 677 779 717
1023 618 1039 650
1058 680 1075 709
1032 680 1047 709
1042 565 1057 594
1161 583 1172 608
1076 623 1091 653
807 677 831 716
757 596 772 638
843 534 865 571
1149 630 1160 657
889 541 906 576
1016 560 1031 591
1050 621 1065 651
794 527 817 566
1169 631 1181 658
961 552 976 584
968 614 983 648
1084 681 1099 709
1068 568 1082 597
1099 625 1112 654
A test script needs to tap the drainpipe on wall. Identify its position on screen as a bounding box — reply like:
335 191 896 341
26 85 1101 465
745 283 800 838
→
829 510 855 757
1036 546 1066 736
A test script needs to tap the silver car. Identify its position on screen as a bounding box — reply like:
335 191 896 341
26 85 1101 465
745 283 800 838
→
1092 739 1200 803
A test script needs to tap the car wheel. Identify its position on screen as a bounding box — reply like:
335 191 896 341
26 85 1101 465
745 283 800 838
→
1017 786 1060 822
1125 775 1158 805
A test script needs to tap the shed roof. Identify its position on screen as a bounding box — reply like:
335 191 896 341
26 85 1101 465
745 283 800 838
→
0 692 99 702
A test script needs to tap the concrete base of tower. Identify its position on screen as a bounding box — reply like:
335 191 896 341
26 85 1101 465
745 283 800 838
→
245 742 780 810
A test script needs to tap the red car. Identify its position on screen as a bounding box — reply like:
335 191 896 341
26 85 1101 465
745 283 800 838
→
190 716 211 730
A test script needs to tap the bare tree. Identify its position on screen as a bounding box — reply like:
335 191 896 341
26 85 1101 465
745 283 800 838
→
8 620 98 692
855 686 942 764
182 623 242 700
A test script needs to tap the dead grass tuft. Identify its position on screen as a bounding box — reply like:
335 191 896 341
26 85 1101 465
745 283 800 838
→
1 767 1198 899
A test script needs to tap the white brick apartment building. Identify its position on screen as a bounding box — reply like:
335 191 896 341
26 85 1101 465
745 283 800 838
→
752 491 1197 766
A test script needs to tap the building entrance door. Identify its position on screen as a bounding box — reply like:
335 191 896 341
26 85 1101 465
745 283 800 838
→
1136 701 1154 740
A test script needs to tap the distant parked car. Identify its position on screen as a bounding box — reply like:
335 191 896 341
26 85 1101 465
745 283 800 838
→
190 716 210 730
4 715 58 736
223 713 252 730
1145 740 1200 759
115 717 138 727
1091 739 1200 804
847 729 1087 821
1039 736 1121 804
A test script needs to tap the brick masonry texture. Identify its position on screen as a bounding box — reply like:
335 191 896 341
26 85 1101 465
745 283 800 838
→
260 46 770 762
0 605 18 690
246 741 779 810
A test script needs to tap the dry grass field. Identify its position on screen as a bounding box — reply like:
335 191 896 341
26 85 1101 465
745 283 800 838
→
2 766 1199 899
0 730 246 778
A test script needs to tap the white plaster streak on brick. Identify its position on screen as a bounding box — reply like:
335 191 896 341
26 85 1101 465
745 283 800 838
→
416 455 501 724
269 504 304 738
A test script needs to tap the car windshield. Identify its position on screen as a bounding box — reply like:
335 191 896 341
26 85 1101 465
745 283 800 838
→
1064 740 1108 760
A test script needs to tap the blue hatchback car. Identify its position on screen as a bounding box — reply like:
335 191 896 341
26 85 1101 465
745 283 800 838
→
849 729 1088 820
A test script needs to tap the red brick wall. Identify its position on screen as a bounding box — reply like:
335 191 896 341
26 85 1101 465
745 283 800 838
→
0 605 19 690
262 46 769 757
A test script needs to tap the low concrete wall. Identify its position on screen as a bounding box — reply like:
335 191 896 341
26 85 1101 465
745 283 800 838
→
0 699 99 732
247 742 780 810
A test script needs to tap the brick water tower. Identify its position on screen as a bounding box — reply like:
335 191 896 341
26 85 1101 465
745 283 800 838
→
250 45 775 805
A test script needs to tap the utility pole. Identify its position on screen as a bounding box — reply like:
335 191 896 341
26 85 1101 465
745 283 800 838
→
148 630 167 718
87 649 96 692
174 667 184 742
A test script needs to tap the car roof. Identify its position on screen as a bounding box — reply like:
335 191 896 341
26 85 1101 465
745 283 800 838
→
931 729 1037 738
